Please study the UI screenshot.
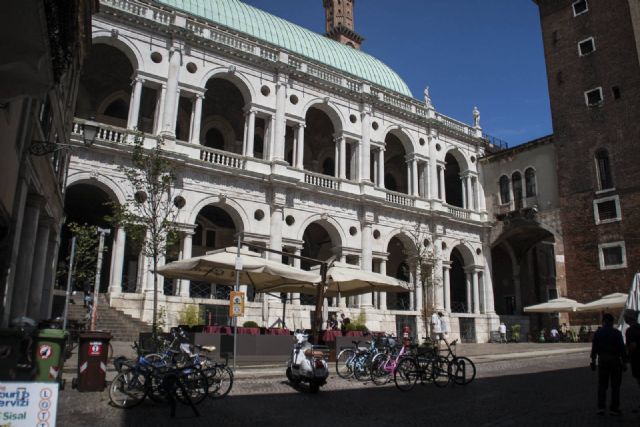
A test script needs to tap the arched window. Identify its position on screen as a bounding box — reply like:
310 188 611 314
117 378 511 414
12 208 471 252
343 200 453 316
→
525 168 537 197
512 171 523 209
499 175 510 204
595 149 613 190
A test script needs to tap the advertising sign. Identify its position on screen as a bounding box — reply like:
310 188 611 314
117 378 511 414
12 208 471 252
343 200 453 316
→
229 291 245 317
0 382 58 426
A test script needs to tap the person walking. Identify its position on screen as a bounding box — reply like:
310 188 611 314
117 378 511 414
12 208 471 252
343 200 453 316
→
624 309 640 413
499 322 507 343
591 313 627 416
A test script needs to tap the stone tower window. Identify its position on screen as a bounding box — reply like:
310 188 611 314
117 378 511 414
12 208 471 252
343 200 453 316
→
572 0 588 17
525 168 537 197
499 175 510 204
595 148 613 190
578 37 595 56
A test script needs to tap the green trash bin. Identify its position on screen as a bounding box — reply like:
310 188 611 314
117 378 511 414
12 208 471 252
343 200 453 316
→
34 329 68 385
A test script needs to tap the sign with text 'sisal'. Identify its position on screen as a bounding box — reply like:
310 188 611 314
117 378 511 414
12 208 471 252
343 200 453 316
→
229 291 245 317
0 382 58 427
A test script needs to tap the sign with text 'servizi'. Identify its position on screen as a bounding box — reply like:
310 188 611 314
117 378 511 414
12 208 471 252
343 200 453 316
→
229 291 245 317
0 382 58 426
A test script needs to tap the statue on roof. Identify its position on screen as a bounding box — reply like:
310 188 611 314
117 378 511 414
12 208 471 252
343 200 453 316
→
424 86 433 109
472 106 481 128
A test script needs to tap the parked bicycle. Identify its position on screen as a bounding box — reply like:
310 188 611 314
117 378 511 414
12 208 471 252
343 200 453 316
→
335 339 380 381
393 344 451 391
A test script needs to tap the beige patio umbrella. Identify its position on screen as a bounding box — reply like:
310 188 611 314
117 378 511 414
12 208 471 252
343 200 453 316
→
577 293 628 312
523 297 585 313
323 263 412 297
157 246 321 294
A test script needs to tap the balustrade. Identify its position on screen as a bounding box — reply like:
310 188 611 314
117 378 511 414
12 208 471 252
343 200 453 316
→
304 172 339 190
199 147 245 169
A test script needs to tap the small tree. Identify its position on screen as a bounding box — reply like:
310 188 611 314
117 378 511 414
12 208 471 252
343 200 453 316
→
405 223 442 334
108 133 182 336
58 223 100 291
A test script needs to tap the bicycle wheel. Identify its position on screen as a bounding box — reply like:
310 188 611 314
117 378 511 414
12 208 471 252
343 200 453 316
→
336 349 356 379
431 356 452 388
109 371 147 409
370 353 391 385
394 358 418 392
175 369 208 405
208 366 233 399
451 356 476 385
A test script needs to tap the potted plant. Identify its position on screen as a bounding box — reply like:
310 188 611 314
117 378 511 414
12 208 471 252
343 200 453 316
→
510 324 521 343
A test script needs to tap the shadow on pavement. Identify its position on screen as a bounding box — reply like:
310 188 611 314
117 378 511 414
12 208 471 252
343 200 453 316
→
59 365 640 427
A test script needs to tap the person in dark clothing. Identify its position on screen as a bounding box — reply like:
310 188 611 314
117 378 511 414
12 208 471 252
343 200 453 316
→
591 313 627 416
624 309 640 413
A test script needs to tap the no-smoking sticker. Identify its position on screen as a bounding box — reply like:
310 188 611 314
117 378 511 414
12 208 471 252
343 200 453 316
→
38 344 53 360
88 341 103 356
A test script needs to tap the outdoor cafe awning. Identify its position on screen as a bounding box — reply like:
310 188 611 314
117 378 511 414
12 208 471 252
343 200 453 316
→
523 297 584 313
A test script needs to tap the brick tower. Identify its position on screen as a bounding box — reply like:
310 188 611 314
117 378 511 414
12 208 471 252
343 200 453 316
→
534 0 640 305
323 0 364 49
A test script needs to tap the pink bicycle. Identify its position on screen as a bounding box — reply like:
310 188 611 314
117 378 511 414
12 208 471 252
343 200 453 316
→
369 338 408 385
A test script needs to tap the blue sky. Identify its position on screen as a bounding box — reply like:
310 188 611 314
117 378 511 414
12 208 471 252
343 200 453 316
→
242 0 552 147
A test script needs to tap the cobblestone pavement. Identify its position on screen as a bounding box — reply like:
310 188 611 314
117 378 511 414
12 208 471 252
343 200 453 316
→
58 349 640 427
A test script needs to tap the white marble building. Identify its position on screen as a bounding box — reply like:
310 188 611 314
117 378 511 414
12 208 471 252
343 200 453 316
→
65 0 500 341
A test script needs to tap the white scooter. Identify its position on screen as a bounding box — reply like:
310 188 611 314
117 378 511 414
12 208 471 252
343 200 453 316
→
285 330 329 393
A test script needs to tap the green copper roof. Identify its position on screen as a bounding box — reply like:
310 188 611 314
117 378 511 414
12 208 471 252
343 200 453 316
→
156 0 412 97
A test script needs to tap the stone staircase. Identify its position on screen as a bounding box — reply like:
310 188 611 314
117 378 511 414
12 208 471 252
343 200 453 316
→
66 294 151 342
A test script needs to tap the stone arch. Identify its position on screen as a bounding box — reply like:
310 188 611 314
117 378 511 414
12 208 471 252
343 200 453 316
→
66 172 127 206
96 89 130 126
444 147 470 172
449 242 477 267
92 32 142 72
382 229 418 259
200 115 236 150
301 98 345 133
187 195 249 234
382 125 415 154
199 67 255 105
296 214 346 249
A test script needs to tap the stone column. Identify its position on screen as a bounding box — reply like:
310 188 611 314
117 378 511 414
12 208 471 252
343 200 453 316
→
339 136 346 179
292 249 302 306
439 165 446 201
161 47 182 137
190 94 204 144
27 219 51 319
154 84 167 135
127 77 144 130
429 152 438 200
243 108 256 157
411 158 419 197
472 270 480 314
443 263 451 312
406 161 412 195
360 220 373 307
472 177 478 211
461 176 468 209
424 163 431 199
273 74 287 161
378 148 385 187
334 139 340 178
483 245 496 314
179 232 193 297
465 272 472 314
269 206 284 263
409 269 415 310
268 115 276 161
10 196 43 318
296 124 305 169
379 260 387 310
434 261 444 310
108 227 126 295
513 265 522 314
360 106 371 182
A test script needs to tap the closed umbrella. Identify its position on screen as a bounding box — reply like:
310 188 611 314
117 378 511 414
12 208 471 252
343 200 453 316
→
523 297 584 313
577 293 627 312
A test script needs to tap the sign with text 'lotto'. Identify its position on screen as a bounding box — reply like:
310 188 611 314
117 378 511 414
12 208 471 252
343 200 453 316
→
0 382 58 426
